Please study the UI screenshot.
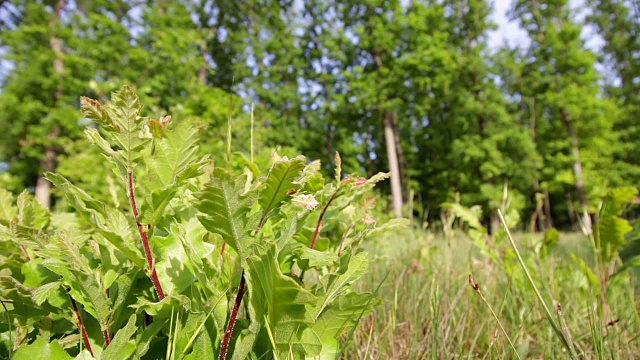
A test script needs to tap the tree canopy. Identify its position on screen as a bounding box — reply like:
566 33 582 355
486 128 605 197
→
0 0 637 230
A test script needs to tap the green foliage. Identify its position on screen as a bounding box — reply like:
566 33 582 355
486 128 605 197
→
0 0 638 232
0 88 389 359
12 338 73 360
194 169 259 259
539 228 559 258
595 187 637 263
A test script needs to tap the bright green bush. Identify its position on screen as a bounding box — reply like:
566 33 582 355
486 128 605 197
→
0 87 401 359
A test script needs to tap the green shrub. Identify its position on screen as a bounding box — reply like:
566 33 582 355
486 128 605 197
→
0 87 397 360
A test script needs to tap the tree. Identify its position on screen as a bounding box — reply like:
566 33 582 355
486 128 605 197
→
587 0 640 182
0 0 87 206
300 0 459 218
507 0 622 230
438 0 539 232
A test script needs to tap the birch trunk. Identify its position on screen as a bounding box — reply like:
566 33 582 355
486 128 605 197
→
384 109 404 218
35 0 65 208
561 109 591 233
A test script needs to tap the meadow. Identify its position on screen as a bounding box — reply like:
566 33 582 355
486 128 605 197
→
343 228 640 359
2 87 640 360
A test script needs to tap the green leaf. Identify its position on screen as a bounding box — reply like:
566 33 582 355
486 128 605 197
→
0 276 59 326
312 292 375 357
100 316 138 360
540 227 559 258
32 281 63 306
135 318 168 358
17 190 50 229
45 173 145 269
65 270 111 330
130 295 192 319
597 216 633 262
105 86 148 168
146 120 203 190
194 168 258 259
153 233 196 295
82 86 150 178
80 96 115 131
74 350 95 360
259 155 306 222
138 187 179 227
0 188 17 220
13 338 73 360
570 253 599 288
42 233 112 329
139 120 209 227
295 247 339 269
182 321 216 360
365 218 411 238
441 203 484 230
84 128 127 180
601 187 638 218
613 255 640 278
247 244 317 359
109 270 139 330
311 252 369 321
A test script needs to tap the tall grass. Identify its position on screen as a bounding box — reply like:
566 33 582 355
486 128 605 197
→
341 226 640 359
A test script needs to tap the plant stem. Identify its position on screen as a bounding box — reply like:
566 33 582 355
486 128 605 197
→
338 223 354 257
219 270 246 360
498 209 577 359
468 275 522 360
556 303 578 356
69 293 94 357
103 329 110 347
310 189 340 249
128 172 165 300
19 245 30 261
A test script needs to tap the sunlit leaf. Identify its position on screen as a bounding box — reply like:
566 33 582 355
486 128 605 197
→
194 168 259 259
12 338 73 360
259 155 306 222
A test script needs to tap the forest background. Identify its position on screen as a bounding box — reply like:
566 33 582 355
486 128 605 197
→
1 0 640 232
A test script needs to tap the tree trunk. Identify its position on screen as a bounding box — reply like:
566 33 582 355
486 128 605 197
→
543 190 554 229
526 96 551 232
561 109 592 233
373 51 403 218
530 179 542 232
384 110 404 218
392 122 408 202
35 0 65 208
566 192 577 228
198 44 207 84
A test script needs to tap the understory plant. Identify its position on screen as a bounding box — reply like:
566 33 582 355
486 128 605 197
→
0 86 397 359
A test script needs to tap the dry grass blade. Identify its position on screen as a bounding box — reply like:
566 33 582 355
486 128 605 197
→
468 275 522 360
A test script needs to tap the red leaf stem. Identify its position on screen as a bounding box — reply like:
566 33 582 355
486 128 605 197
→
310 189 340 249
128 172 165 300
102 329 110 347
69 294 94 357
219 270 246 360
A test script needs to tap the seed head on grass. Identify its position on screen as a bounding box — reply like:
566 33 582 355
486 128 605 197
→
468 274 523 360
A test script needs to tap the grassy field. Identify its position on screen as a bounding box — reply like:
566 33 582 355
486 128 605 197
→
342 228 640 359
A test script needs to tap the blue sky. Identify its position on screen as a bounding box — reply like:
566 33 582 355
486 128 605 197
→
488 0 527 49
488 0 603 51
